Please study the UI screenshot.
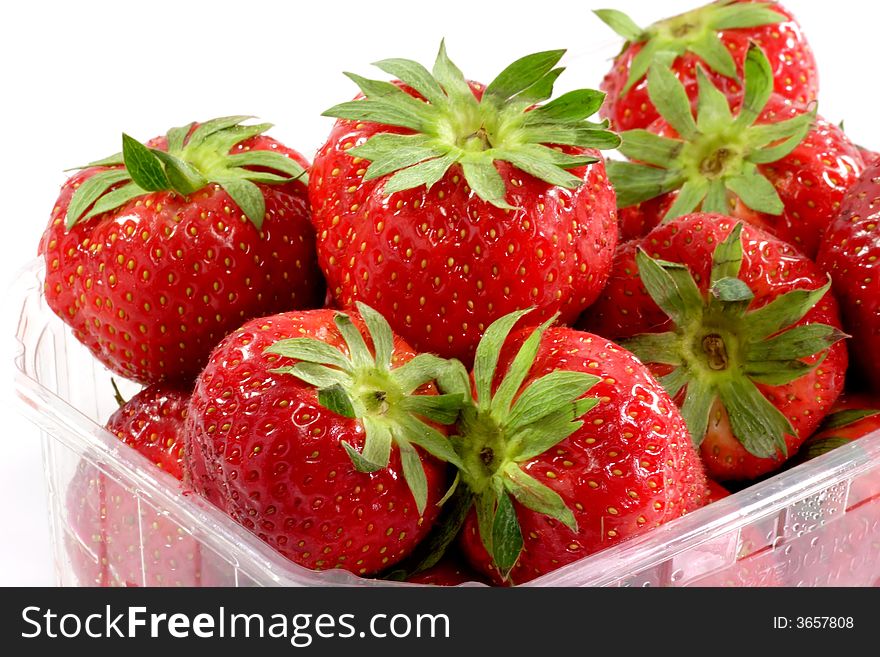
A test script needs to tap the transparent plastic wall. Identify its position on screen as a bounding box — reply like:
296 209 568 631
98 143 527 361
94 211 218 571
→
12 263 880 587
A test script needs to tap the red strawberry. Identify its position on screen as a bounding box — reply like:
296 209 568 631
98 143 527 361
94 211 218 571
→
609 45 863 258
185 303 461 576
794 393 880 463
106 382 189 478
65 384 218 586
405 556 488 586
702 479 731 504
309 42 619 365
439 311 706 585
583 214 848 481
597 0 817 132
858 147 880 166
818 161 880 391
40 117 324 385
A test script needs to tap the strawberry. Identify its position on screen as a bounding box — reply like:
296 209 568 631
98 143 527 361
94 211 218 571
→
596 0 817 132
309 42 620 365
795 393 880 463
435 310 706 585
858 147 880 166
65 384 217 586
106 381 189 478
609 45 863 258
40 117 324 385
404 555 488 586
703 479 731 504
583 214 848 481
185 303 463 576
818 161 880 391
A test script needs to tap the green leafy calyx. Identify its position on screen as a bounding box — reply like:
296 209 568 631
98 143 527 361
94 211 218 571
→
381 482 475 581
797 436 853 462
596 0 787 94
607 44 816 219
322 40 620 209
795 407 880 462
265 302 464 515
65 116 308 230
819 408 880 432
435 309 600 580
620 223 846 459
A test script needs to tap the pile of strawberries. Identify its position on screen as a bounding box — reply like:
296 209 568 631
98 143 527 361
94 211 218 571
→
42 0 880 587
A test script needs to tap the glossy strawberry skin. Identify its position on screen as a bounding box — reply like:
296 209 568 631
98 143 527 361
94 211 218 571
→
309 89 617 366
584 214 848 480
185 309 447 577
106 384 190 479
619 96 864 258
818 162 880 391
858 147 880 166
460 328 707 585
40 135 324 385
601 1 817 132
65 384 218 586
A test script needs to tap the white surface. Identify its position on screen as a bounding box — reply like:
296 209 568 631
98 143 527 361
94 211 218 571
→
0 0 876 587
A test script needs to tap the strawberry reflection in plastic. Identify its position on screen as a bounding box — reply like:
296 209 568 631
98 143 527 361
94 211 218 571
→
784 394 880 586
65 384 231 586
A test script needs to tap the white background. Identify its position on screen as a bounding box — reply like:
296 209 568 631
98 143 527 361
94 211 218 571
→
0 0 876 586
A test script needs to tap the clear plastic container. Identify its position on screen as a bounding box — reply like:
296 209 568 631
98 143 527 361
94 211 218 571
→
12 260 880 586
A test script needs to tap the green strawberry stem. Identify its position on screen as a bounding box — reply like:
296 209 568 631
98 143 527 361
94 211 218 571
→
596 0 787 94
265 302 465 514
431 309 600 580
322 41 620 209
110 378 127 408
607 44 815 219
620 223 846 458
65 116 308 230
